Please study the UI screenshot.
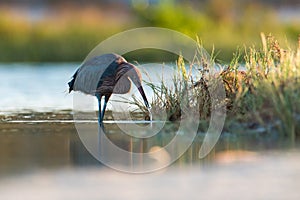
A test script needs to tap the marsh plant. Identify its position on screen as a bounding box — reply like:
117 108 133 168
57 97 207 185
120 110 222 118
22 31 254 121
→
221 33 300 139
240 33 300 138
129 33 300 139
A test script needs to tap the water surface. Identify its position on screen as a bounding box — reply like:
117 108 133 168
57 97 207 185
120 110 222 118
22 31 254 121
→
0 63 78 112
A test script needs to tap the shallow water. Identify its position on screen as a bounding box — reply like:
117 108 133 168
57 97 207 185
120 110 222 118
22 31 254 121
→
0 114 298 174
0 63 78 112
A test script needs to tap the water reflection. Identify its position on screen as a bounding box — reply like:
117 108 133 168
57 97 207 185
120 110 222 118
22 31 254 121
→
1 119 299 176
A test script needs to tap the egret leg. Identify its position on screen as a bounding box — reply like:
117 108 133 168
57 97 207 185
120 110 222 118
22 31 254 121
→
101 94 111 121
96 94 102 125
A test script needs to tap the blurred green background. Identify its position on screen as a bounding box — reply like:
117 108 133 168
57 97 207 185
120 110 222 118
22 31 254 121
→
0 0 299 63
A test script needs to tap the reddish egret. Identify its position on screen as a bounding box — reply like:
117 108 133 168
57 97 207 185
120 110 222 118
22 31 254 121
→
68 53 150 125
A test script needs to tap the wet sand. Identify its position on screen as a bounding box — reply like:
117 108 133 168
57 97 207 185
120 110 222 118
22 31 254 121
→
0 152 300 200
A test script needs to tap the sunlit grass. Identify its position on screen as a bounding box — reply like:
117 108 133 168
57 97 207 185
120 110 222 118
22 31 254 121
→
242 33 300 138
130 33 300 139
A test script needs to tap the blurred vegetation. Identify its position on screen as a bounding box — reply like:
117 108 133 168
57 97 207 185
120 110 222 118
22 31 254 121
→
0 6 129 62
133 0 300 61
0 0 299 62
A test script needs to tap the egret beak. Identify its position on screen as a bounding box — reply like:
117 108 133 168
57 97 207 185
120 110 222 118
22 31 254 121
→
138 86 150 109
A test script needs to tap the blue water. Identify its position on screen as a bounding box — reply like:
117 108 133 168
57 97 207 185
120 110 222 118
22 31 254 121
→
0 63 78 113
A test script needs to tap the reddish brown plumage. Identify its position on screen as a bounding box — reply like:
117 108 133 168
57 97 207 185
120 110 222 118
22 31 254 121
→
68 53 149 123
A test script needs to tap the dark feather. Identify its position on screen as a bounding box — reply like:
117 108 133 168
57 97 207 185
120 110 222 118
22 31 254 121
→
96 60 119 90
68 70 78 93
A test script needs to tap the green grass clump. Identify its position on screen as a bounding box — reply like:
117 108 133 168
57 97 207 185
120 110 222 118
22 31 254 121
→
130 33 300 139
242 33 300 138
145 51 215 121
222 33 300 139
